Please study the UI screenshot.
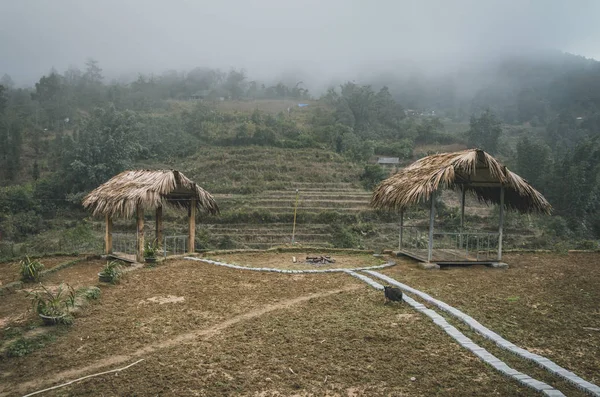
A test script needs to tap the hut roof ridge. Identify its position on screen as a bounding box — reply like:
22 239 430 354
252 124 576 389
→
83 169 219 218
371 148 551 214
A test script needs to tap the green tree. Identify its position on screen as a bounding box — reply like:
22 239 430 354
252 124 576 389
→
31 72 67 127
360 164 388 190
224 69 247 100
64 105 141 192
467 109 502 153
83 58 103 84
515 137 550 189
0 74 14 90
32 161 40 181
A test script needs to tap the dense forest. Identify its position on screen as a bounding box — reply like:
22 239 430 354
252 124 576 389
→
1 51 600 252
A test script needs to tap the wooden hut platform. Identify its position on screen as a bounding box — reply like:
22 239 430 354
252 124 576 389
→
396 249 497 265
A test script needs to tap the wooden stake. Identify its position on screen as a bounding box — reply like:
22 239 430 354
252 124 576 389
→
155 205 163 249
399 210 404 250
428 191 435 262
188 198 196 254
105 214 113 254
460 184 465 248
498 185 504 261
136 203 144 263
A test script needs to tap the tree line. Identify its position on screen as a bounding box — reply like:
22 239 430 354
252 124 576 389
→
1 53 600 243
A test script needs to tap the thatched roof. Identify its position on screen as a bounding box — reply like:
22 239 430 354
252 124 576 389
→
83 170 219 218
371 149 551 214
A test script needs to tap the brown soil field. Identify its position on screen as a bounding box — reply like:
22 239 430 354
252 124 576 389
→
0 252 598 396
0 256 80 286
381 252 600 395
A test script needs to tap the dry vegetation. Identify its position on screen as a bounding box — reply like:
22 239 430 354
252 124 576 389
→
0 252 598 396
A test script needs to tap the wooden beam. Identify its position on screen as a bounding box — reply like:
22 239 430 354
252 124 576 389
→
188 198 196 254
105 214 113 254
136 204 144 263
428 191 435 262
155 206 163 250
460 185 465 248
498 185 505 261
399 210 404 250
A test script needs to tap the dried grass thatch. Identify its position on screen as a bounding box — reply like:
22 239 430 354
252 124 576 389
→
371 149 551 214
83 170 219 218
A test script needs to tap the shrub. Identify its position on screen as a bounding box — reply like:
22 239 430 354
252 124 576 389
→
82 286 101 300
360 164 388 190
330 223 360 248
99 260 123 284
19 256 44 283
28 283 75 322
144 240 159 258
574 240 599 250
6 334 55 357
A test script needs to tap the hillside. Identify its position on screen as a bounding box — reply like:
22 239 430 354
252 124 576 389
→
2 52 600 258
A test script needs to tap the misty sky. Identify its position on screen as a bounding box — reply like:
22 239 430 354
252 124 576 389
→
1 0 600 85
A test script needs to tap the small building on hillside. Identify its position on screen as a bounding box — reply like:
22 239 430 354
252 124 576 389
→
377 157 400 166
189 90 211 100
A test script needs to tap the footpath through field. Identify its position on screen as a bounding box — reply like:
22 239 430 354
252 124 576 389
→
188 256 600 397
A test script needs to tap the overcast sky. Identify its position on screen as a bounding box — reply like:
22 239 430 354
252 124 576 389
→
1 0 599 85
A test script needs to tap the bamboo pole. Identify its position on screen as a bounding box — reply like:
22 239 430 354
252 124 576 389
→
105 214 113 254
188 198 196 254
428 191 435 262
291 189 299 244
460 184 465 248
399 210 404 250
136 204 144 262
155 206 163 249
498 185 505 261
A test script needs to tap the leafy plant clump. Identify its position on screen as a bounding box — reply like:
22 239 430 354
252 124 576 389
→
99 260 123 284
19 256 45 283
81 286 101 300
6 334 55 357
144 240 159 258
28 283 75 324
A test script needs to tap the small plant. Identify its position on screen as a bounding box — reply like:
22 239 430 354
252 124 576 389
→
19 256 44 283
28 283 75 324
81 286 101 300
5 333 56 357
144 240 159 259
99 260 123 284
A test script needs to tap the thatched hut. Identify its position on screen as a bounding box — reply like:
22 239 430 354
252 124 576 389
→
371 149 551 264
83 170 219 262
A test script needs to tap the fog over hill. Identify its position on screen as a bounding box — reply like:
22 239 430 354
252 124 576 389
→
1 0 600 89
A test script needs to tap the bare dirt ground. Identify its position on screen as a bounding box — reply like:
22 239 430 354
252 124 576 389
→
0 252 597 396
381 252 600 395
0 256 80 286
205 252 385 270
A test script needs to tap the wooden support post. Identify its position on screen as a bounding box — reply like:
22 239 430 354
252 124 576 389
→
498 185 504 261
428 191 435 262
136 204 144 263
155 206 163 249
460 185 465 248
399 210 404 250
188 198 196 254
105 214 113 254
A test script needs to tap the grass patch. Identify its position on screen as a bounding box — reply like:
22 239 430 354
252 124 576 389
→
5 333 56 358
